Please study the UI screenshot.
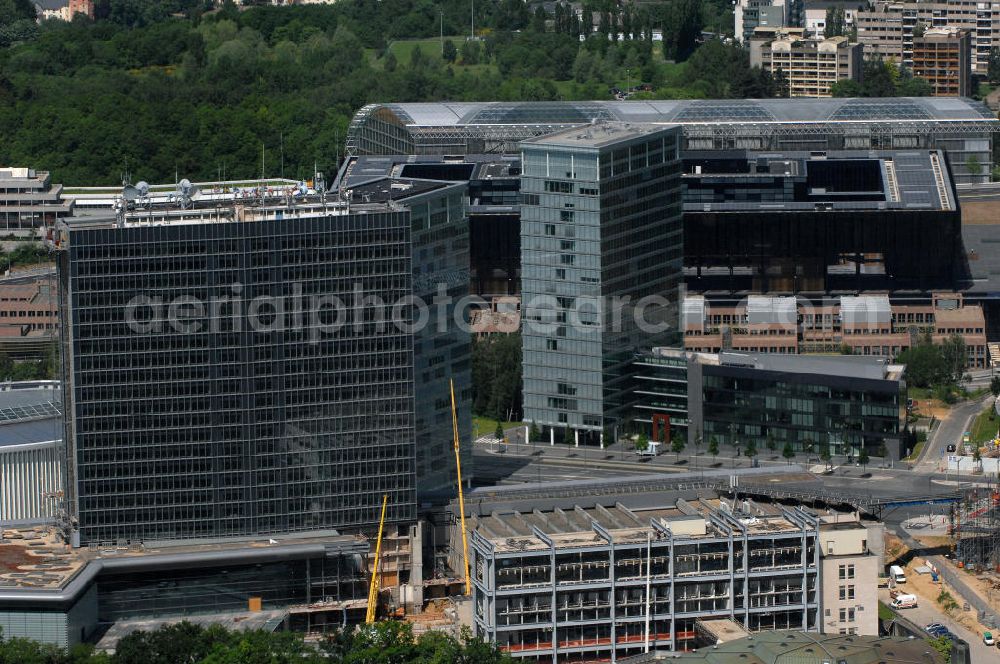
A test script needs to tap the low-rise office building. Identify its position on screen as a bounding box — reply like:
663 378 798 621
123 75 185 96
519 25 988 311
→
634 348 905 457
0 167 73 236
912 27 971 97
750 35 862 98
0 273 58 360
681 293 988 368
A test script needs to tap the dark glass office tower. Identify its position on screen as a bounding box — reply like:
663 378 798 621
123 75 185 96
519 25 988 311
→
56 207 417 544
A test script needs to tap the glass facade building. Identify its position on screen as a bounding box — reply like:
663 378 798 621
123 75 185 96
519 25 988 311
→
520 124 683 440
634 349 905 456
56 207 419 545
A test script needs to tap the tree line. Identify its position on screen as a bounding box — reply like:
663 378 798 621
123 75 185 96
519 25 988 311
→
0 621 512 664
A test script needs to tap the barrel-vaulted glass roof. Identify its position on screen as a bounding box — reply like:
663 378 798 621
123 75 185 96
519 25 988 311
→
367 97 997 127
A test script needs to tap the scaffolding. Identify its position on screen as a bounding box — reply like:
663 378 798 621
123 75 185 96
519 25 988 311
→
951 478 1000 571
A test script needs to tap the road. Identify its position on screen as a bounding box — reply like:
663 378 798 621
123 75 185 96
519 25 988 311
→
879 589 997 662
958 182 1000 202
913 395 991 473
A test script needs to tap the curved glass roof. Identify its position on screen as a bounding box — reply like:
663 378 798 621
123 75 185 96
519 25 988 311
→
367 98 998 127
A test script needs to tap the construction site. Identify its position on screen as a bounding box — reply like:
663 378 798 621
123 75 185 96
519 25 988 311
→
951 479 1000 571
452 471 882 662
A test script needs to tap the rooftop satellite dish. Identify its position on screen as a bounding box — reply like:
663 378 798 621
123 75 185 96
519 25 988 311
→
136 181 149 197
122 186 139 202
178 178 193 196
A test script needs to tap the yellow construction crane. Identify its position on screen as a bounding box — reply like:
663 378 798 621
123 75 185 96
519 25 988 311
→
365 494 389 624
451 378 471 595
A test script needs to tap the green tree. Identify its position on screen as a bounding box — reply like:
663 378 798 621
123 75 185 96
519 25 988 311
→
442 39 457 63
744 438 757 462
941 333 967 384
782 441 796 464
660 0 703 62
460 39 481 64
820 446 832 470
671 431 685 459
708 436 719 460
967 155 984 177
563 427 573 445
858 447 870 472
991 376 1000 397
765 435 776 452
529 420 541 443
989 46 1000 85
636 432 649 451
494 420 504 440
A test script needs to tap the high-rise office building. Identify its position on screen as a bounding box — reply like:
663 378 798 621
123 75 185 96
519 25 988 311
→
53 187 469 545
520 123 683 443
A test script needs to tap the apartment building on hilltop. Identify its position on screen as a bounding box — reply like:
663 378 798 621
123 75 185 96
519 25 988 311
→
750 34 863 97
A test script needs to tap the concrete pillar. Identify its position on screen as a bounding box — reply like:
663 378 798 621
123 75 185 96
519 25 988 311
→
574 429 579 448
600 430 604 449
524 425 530 445
550 427 555 446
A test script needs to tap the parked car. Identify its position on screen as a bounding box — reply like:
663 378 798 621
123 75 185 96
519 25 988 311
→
925 623 945 632
984 631 995 646
947 444 957 453
928 626 952 639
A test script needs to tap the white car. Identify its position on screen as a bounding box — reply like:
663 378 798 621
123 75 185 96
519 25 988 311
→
983 631 995 646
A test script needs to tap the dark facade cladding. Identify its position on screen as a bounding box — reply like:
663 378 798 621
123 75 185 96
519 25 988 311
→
684 207 961 293
698 361 903 455
634 350 904 456
58 212 417 544
96 551 366 622
405 186 473 495
335 154 521 299
682 151 962 294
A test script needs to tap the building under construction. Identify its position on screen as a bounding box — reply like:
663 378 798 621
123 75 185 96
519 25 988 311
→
456 471 882 662
951 479 1000 571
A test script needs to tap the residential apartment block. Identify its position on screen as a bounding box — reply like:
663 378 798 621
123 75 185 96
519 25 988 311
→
736 0 804 42
750 35 862 97
681 293 988 368
857 0 1000 75
912 27 972 96
520 123 683 444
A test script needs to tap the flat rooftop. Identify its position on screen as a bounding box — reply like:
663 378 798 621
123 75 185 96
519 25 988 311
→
520 122 677 149
0 526 368 598
470 482 829 553
683 150 955 213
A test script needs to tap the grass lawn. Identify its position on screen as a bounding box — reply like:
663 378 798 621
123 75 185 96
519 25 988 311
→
878 601 895 621
903 439 926 461
971 403 1000 444
473 416 525 439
